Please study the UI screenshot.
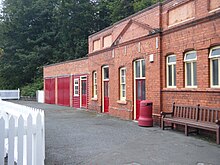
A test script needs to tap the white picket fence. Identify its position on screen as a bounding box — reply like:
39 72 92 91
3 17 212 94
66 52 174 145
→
0 99 45 165
0 89 20 100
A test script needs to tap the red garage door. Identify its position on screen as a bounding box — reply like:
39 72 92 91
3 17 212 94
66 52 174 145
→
58 76 70 106
45 78 55 104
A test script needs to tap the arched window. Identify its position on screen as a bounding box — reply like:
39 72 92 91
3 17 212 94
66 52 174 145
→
167 55 176 87
184 51 197 87
209 46 220 87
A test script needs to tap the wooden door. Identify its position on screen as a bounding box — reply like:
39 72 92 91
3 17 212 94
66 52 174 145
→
136 79 146 120
81 79 87 107
104 81 109 113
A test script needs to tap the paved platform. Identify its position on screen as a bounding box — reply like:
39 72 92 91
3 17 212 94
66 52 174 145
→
11 101 220 165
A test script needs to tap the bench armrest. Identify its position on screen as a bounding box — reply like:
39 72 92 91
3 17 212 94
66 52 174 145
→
216 120 220 125
161 111 173 118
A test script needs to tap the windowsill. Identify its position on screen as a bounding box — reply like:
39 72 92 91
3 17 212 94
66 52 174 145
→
162 88 220 92
117 100 127 105
91 97 98 101
208 7 220 14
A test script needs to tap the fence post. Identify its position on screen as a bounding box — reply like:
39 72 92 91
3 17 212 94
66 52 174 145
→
18 88 20 100
18 116 24 165
8 117 15 165
0 117 5 165
27 115 33 165
36 113 43 165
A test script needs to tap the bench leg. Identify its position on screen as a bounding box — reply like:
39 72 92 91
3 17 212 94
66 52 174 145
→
185 124 188 136
171 123 174 130
217 127 220 145
161 119 165 130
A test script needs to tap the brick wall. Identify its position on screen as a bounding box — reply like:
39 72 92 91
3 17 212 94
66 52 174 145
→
161 0 220 113
43 0 220 122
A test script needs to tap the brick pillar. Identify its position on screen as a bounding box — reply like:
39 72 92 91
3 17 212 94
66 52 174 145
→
176 51 184 88
197 49 209 89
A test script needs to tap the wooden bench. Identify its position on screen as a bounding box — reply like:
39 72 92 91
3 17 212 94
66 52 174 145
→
161 103 220 144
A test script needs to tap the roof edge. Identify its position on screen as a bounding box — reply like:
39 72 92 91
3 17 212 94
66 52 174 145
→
44 56 88 68
89 2 161 38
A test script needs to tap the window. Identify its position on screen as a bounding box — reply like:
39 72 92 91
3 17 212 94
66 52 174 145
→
167 55 176 87
103 35 112 48
135 59 145 78
103 66 109 80
93 72 97 98
120 68 126 101
209 46 220 87
74 79 79 96
93 39 100 51
184 51 197 87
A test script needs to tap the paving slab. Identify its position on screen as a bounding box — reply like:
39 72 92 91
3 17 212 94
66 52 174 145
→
10 101 220 165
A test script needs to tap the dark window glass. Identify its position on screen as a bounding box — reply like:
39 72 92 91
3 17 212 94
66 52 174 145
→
186 63 192 86
193 62 197 86
141 80 146 100
212 59 219 85
142 60 145 77
135 61 140 78
168 65 172 86
174 65 176 86
211 48 220 57
104 67 109 79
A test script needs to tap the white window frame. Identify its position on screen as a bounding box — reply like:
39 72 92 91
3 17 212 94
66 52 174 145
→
120 68 126 101
93 71 97 98
167 55 176 88
209 46 220 88
102 66 109 81
74 79 79 96
184 51 197 88
134 59 146 79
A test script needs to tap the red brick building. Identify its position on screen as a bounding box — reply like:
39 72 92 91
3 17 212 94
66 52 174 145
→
44 0 220 122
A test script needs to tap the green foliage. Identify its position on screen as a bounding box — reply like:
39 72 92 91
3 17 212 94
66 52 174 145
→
0 0 162 94
21 78 43 97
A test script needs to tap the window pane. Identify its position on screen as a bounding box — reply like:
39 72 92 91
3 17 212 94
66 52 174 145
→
185 52 197 61
121 69 125 76
104 67 109 79
122 84 125 90
82 81 86 94
193 62 197 86
135 61 140 78
137 80 141 100
174 65 176 86
122 91 126 98
186 63 192 86
168 65 173 86
211 48 220 57
212 59 219 85
142 60 145 77
168 56 176 63
104 82 108 96
121 76 125 83
141 81 146 100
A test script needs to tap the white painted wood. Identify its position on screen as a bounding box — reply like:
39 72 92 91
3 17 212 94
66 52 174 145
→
36 114 43 165
27 115 33 165
0 117 5 165
37 90 44 103
8 117 15 165
0 88 20 100
18 116 24 165
0 100 45 165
